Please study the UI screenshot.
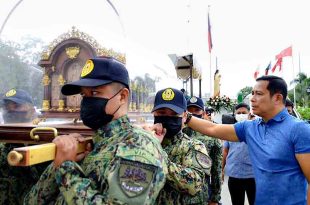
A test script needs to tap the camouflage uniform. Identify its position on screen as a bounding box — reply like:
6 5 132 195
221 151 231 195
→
0 143 49 205
183 127 223 203
156 131 212 205
24 116 167 205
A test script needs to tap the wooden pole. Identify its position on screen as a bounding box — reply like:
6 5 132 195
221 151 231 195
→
199 78 202 98
8 138 92 166
292 52 296 107
190 56 193 96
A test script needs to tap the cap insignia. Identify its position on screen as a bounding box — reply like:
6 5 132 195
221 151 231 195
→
162 88 175 101
81 60 94 77
190 97 197 103
5 89 16 97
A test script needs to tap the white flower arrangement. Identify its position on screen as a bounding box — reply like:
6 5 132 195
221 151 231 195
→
206 95 234 113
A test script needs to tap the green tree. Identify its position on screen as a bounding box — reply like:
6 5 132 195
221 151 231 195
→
0 38 44 107
288 72 310 108
297 107 310 120
238 86 253 102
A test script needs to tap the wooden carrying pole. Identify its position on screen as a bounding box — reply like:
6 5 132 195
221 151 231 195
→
7 138 92 166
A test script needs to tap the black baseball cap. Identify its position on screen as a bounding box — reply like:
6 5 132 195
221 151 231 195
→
61 57 129 96
152 88 186 114
187 96 204 110
1 89 33 105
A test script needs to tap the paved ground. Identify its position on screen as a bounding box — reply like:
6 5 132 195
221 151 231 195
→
221 175 249 205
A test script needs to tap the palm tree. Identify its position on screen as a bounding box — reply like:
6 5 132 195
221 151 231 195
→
288 72 310 107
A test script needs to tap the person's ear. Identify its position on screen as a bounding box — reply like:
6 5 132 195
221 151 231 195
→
119 88 129 104
274 93 284 105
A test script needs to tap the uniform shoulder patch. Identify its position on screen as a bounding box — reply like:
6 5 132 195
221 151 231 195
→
119 159 157 197
195 151 212 170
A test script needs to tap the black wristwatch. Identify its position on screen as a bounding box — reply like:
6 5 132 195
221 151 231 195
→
185 112 193 125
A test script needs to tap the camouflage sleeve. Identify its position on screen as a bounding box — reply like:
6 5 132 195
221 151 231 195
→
24 163 59 205
209 139 223 203
166 159 204 196
53 141 166 205
166 140 211 196
54 160 111 204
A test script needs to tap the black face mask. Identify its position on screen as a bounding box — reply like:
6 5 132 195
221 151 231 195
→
192 114 203 119
3 111 31 123
80 90 121 130
154 116 182 138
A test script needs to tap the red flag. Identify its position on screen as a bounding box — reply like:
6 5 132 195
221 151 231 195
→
254 67 260 79
271 58 283 73
208 13 213 53
276 46 292 59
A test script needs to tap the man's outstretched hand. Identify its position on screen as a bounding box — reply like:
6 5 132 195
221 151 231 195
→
53 133 92 168
141 123 166 143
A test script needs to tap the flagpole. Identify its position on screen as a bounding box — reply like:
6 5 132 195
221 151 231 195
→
298 52 301 74
292 50 296 107
209 50 212 96
208 5 212 97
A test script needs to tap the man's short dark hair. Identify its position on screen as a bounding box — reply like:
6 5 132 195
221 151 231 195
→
235 103 250 111
285 99 294 108
205 106 214 113
256 75 287 103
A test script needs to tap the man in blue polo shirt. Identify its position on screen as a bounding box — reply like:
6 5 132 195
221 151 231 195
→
182 75 310 205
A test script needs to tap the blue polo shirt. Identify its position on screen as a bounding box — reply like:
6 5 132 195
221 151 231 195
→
234 108 310 205
223 141 254 178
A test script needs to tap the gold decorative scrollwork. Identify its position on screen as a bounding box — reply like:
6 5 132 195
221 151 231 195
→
66 46 80 59
41 52 49 60
42 74 50 86
40 26 126 63
58 74 66 85
97 48 126 64
42 100 50 111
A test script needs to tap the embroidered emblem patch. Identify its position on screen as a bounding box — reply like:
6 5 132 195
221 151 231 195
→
189 96 197 103
119 159 156 197
5 89 16 97
195 151 211 169
81 59 94 77
162 88 175 101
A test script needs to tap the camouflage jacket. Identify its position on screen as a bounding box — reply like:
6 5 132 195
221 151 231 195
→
183 127 223 203
0 143 49 205
156 131 211 205
24 115 168 205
